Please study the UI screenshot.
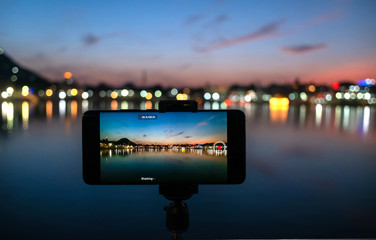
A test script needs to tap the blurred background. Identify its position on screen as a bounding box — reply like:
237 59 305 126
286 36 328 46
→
0 0 376 239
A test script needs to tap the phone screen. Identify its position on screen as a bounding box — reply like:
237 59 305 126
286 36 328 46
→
99 111 228 183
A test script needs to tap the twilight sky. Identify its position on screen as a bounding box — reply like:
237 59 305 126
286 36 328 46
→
1 0 375 87
100 112 227 145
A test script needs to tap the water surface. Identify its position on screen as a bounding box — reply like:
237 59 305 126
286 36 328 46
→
1 100 375 239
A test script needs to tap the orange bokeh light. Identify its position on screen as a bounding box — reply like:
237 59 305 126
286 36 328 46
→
64 72 72 79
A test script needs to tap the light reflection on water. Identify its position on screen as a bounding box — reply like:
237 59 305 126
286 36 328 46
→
1 100 375 138
100 148 227 158
22 101 29 130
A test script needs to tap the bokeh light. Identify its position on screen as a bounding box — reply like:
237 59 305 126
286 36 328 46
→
145 92 153 100
59 91 66 99
111 91 118 99
154 90 162 98
71 88 78 96
82 92 89 99
22 86 29 96
64 72 72 79
140 90 147 98
46 89 53 97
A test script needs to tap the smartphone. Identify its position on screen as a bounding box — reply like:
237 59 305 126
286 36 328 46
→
82 110 245 184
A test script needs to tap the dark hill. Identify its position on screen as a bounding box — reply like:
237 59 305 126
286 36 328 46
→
0 52 51 90
115 138 137 146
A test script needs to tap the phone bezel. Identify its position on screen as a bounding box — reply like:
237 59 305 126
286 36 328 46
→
82 109 245 185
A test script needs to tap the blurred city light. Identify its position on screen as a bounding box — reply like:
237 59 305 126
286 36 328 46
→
289 92 297 100
59 91 66 99
145 92 153 100
121 89 129 97
300 92 307 101
204 92 211 100
99 90 106 98
176 93 188 100
88 90 94 97
261 94 271 101
308 85 316 92
269 97 289 107
64 72 72 79
12 67 19 74
38 90 45 97
140 90 147 98
154 90 162 98
269 97 289 123
332 82 340 91
183 88 190 94
71 88 78 96
111 91 118 99
170 88 178 96
1 91 8 99
358 78 375 87
11 75 17 82
82 91 89 99
6 87 14 95
46 89 53 97
22 86 29 96
212 92 220 100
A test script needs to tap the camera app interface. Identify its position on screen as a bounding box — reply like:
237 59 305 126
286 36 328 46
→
99 112 227 183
